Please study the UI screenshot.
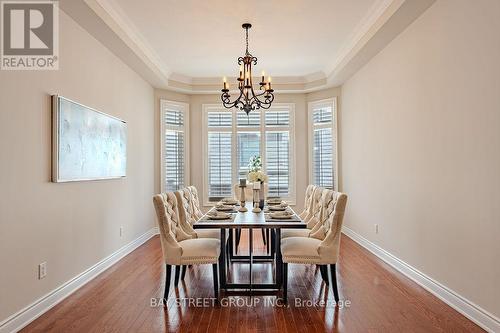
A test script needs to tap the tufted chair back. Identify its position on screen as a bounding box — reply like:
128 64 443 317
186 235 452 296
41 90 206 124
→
308 189 334 235
304 187 324 228
153 193 192 264
299 185 316 220
317 192 348 263
174 189 197 237
188 186 204 219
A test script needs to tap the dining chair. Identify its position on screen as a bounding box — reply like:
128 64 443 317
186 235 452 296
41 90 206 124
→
175 188 220 240
153 192 220 302
298 184 316 220
281 186 325 239
187 186 204 219
281 191 348 303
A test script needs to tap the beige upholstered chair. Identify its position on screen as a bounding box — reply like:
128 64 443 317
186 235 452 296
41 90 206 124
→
298 184 316 220
187 186 204 219
281 191 348 303
175 188 220 240
281 186 325 239
153 192 220 301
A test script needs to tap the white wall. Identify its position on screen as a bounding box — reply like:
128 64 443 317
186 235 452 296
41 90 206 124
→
0 11 155 322
341 0 500 318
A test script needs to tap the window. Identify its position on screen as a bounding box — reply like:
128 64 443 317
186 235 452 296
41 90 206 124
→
160 100 189 192
308 98 337 190
203 104 295 204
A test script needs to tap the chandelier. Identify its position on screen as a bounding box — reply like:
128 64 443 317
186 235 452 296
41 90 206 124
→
221 23 274 115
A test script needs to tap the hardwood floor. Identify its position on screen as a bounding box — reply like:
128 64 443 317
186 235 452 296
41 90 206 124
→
22 231 483 332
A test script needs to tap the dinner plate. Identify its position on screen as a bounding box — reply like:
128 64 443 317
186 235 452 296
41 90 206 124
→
221 198 238 205
216 206 234 211
268 205 286 211
207 213 231 220
270 213 293 219
267 199 282 205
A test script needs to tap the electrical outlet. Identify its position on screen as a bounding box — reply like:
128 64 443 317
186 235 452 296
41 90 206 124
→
39 262 47 279
374 224 379 234
120 226 123 237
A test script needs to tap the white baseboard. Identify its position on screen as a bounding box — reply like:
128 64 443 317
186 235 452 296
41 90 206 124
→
0 227 159 333
342 226 500 333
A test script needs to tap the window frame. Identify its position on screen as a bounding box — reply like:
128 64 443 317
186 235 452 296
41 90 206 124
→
160 99 190 192
202 103 296 206
308 98 338 191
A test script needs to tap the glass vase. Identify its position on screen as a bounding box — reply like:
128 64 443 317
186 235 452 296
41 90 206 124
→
259 181 265 209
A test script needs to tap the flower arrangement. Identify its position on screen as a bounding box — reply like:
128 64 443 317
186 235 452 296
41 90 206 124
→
248 155 262 172
247 155 268 183
247 170 268 183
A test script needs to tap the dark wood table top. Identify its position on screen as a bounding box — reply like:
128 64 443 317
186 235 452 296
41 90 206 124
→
193 201 307 229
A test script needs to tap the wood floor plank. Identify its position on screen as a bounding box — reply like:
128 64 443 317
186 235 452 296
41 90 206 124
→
20 233 485 333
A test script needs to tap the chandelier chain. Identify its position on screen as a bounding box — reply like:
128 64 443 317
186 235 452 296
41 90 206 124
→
245 26 249 55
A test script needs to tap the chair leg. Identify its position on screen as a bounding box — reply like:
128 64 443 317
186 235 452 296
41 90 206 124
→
174 265 180 286
320 265 329 284
266 229 270 253
270 229 276 258
261 228 267 245
181 265 186 280
163 264 172 304
235 229 241 253
283 262 288 303
212 263 219 301
330 264 339 303
226 238 230 269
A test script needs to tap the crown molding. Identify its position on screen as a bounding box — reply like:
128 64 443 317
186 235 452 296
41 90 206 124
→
326 0 436 86
61 0 436 94
84 0 170 78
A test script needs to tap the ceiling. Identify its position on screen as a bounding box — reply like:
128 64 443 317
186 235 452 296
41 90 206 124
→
61 0 436 93
114 0 378 78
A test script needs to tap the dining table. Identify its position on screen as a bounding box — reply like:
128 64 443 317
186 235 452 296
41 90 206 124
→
193 201 307 296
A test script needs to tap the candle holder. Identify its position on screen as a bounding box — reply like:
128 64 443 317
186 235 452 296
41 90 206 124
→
252 201 261 213
238 184 248 212
252 185 261 213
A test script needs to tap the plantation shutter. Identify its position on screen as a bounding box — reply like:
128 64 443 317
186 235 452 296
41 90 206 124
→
162 101 187 192
311 104 335 189
237 132 261 179
236 110 261 180
265 131 290 197
204 105 294 203
207 111 233 200
264 108 291 197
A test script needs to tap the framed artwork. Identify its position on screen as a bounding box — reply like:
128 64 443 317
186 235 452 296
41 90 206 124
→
52 95 127 182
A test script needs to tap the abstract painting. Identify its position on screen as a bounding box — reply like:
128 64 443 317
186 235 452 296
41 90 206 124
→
52 95 127 182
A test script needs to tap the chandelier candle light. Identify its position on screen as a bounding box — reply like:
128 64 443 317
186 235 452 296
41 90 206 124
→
221 23 274 115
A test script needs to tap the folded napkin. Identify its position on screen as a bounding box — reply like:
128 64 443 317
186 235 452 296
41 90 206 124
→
200 210 234 221
265 212 302 222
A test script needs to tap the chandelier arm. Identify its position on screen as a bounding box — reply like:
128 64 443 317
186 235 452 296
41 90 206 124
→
221 88 245 109
252 92 274 107
249 82 274 106
254 90 268 97
255 97 274 110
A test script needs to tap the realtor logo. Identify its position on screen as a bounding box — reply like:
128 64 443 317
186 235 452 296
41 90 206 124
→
1 1 59 70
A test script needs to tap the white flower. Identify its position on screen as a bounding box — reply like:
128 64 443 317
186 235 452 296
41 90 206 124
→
247 170 268 183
